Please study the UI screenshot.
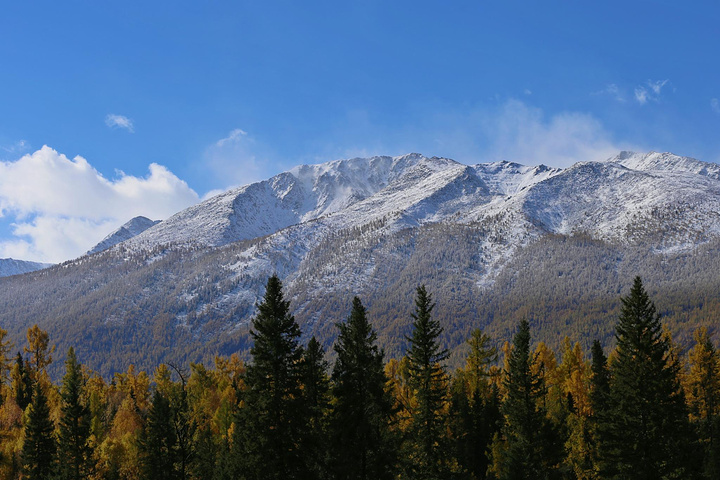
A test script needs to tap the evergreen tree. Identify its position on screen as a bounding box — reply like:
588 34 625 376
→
232 274 307 480
12 352 32 410
492 319 561 480
450 329 501 480
603 276 696 479
403 285 452 478
588 340 610 477
301 336 330 477
329 296 397 480
140 389 179 480
57 347 93 480
22 382 56 480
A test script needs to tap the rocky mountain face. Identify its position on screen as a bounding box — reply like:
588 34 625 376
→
3 151 720 377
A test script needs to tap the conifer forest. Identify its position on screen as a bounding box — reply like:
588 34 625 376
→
0 275 718 480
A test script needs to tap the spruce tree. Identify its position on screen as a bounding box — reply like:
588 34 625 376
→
140 389 179 480
403 285 452 479
22 382 56 480
301 336 330 477
328 296 397 480
12 352 32 410
450 329 501 480
57 347 93 480
232 274 307 480
493 319 560 480
588 340 611 476
603 276 696 479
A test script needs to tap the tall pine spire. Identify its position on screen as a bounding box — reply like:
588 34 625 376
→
57 347 93 480
22 382 56 480
603 276 696 479
403 285 451 479
329 296 397 480
232 274 307 480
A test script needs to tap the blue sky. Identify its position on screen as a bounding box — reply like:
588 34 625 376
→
1 1 720 262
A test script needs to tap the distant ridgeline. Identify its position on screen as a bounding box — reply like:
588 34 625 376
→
2 151 720 377
0 276 716 479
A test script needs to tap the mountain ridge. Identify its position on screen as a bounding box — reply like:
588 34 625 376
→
2 150 720 377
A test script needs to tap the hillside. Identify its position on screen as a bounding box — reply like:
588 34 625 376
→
1 151 719 377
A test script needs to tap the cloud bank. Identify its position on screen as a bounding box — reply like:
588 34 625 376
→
0 146 199 262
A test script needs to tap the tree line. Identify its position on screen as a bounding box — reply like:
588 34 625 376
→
0 275 718 479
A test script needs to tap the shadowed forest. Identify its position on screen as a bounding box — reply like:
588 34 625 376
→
0 275 718 480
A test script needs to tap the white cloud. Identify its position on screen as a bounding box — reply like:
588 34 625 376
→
479 99 631 168
594 83 625 102
105 114 135 132
202 128 277 189
1 139 30 156
215 128 247 147
712 98 720 114
634 79 669 105
0 146 199 262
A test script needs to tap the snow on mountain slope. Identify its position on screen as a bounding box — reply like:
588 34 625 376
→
88 216 161 254
473 161 561 195
125 153 437 250
104 150 720 261
0 258 52 277
610 151 720 179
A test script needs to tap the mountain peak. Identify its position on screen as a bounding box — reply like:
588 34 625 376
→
88 216 161 255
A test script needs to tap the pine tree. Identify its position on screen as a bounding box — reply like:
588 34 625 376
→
588 340 610 477
402 285 453 478
57 347 93 480
232 274 307 480
22 382 57 480
328 296 397 480
603 276 696 479
140 389 178 480
12 352 32 410
492 319 561 480
301 336 330 477
450 329 501 480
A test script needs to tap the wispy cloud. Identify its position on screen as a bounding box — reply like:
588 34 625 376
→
0 146 199 262
1 139 30 155
215 128 247 147
593 83 625 102
201 128 278 190
634 79 669 105
712 98 720 114
105 114 135 132
478 99 631 167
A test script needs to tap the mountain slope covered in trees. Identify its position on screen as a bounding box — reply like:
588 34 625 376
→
1 151 720 376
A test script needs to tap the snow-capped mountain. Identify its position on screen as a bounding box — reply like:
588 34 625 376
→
0 258 52 277
4 150 720 376
87 216 161 254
